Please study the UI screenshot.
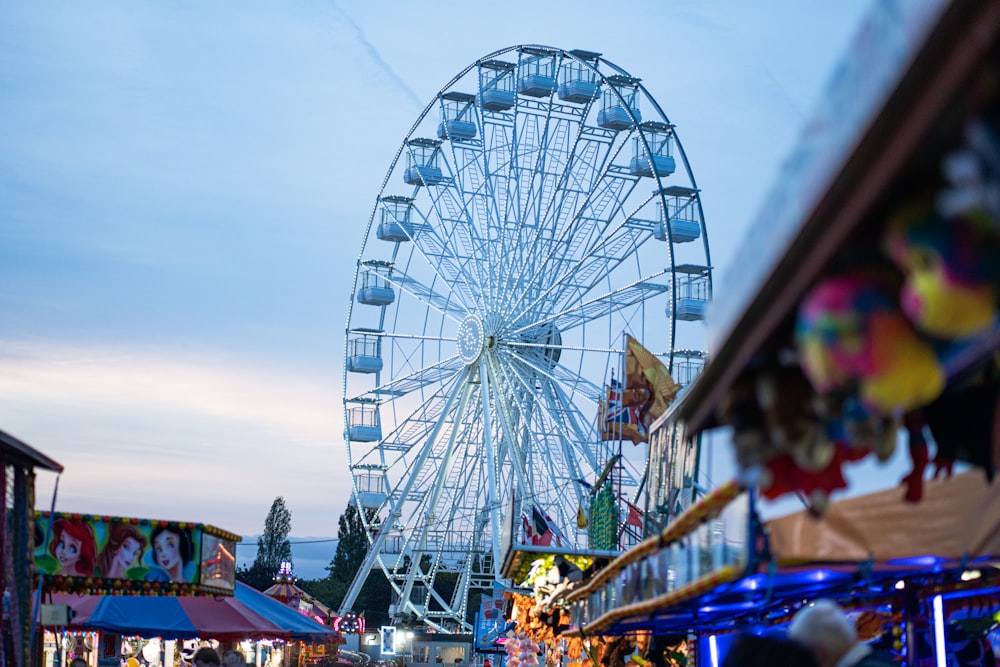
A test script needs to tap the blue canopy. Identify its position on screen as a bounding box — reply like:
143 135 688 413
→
234 582 339 641
83 582 338 641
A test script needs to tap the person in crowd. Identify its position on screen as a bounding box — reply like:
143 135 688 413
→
150 524 195 582
69 657 89 667
789 599 897 667
96 523 147 579
222 650 246 667
721 633 819 667
50 518 97 577
193 647 222 667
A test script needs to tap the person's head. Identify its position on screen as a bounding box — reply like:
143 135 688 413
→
151 525 194 574
721 633 819 667
788 600 856 667
222 651 246 667
50 518 97 576
70 658 88 667
193 647 221 667
97 523 146 577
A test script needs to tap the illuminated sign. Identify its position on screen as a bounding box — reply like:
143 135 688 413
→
34 511 239 596
381 627 396 655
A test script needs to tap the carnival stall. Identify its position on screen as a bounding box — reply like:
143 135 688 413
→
1 429 62 667
264 563 336 626
554 470 1000 660
38 582 343 667
516 0 1000 663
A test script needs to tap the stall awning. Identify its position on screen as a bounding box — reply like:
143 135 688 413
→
766 470 1000 565
57 582 340 641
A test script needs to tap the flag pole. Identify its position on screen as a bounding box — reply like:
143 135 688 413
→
617 331 626 550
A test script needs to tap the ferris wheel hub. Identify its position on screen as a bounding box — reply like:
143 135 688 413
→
457 314 486 364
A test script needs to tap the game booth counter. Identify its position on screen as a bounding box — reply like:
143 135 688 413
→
511 0 1000 664
552 469 1000 664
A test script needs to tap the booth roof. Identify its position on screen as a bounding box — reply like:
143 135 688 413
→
567 470 1000 636
62 582 339 641
767 469 1000 564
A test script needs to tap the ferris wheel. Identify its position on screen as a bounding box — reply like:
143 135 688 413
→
340 45 712 630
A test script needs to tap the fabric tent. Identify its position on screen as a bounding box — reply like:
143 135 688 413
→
85 589 287 640
235 583 339 642
263 582 334 622
57 583 339 642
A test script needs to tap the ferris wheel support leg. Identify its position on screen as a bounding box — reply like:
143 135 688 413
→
399 376 476 616
484 355 534 521
480 359 502 572
338 367 472 617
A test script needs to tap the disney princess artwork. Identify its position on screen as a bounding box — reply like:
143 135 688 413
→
49 518 97 577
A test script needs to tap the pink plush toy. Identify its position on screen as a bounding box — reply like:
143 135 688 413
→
795 271 945 418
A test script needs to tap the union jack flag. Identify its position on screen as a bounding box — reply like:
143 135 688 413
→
601 378 647 444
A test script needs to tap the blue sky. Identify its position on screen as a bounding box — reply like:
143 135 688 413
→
1 1 876 578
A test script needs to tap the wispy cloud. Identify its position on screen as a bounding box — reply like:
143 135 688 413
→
325 2 424 109
0 339 348 535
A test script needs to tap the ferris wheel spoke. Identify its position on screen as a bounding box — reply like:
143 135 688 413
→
380 269 471 323
399 375 478 609
548 379 605 470
496 343 602 400
492 356 574 484
415 162 492 313
510 270 670 336
388 203 483 312
482 354 535 502
352 372 461 472
513 123 618 283
446 143 500 308
501 147 642 316
493 359 581 534
353 355 463 404
518 193 661 317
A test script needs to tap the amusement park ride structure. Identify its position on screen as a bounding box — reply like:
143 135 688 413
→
339 45 712 630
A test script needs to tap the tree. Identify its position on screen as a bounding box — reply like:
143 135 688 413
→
309 502 392 626
236 496 293 590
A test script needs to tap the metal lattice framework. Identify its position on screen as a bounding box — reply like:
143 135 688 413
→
340 45 711 631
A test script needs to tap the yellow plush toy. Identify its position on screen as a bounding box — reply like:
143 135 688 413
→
796 271 945 418
883 197 1000 340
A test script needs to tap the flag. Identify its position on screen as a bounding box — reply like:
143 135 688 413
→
625 334 682 427
600 378 647 444
531 505 550 536
523 507 564 547
522 513 553 547
625 502 643 527
576 503 588 529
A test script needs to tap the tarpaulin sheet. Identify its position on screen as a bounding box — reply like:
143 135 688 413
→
766 470 1000 563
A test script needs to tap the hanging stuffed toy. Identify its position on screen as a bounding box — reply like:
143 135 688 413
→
754 361 836 472
882 197 1000 340
758 442 870 515
795 271 946 419
899 412 930 502
717 371 781 471
920 361 1000 481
